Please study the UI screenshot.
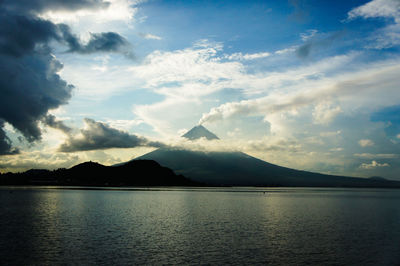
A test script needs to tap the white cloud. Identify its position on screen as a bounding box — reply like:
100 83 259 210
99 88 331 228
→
348 0 400 22
348 0 400 49
354 153 398 159
368 23 400 49
41 127 70 149
0 151 82 172
131 41 355 100
177 128 188 136
164 134 302 155
0 146 156 172
360 160 390 169
140 33 162 40
397 133 400 139
227 128 241 137
300 29 318 41
275 47 297 55
358 139 374 147
199 58 400 125
312 101 342 125
129 41 243 96
224 51 271 60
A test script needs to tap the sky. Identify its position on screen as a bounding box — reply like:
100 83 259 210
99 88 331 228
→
1 0 400 180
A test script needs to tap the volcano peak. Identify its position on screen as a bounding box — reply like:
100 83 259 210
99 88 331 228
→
182 125 219 140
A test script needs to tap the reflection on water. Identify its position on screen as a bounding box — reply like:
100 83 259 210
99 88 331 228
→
0 187 400 265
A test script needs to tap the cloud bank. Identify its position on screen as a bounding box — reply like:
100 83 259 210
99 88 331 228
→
199 59 400 125
59 118 164 152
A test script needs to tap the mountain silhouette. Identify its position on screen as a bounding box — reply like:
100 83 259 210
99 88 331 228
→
2 125 399 188
133 125 400 187
182 125 219 140
136 148 400 187
0 160 200 186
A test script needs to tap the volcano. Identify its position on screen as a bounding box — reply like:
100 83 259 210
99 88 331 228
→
132 126 400 188
182 125 219 140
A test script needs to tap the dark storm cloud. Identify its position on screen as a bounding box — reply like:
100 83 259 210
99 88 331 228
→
59 119 164 152
0 50 74 142
0 14 59 57
43 115 72 134
0 14 131 58
59 25 132 56
0 0 133 154
1 0 110 14
79 32 131 55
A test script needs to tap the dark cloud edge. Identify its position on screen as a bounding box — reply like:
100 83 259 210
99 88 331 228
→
58 118 165 153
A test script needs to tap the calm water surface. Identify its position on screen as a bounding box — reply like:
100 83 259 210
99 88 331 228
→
1 187 400 265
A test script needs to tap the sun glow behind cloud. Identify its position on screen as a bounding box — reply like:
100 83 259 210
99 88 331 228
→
39 0 138 25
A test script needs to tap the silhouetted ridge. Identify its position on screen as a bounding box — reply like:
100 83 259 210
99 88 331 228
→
70 161 107 171
0 160 200 187
72 161 104 167
182 125 219 140
136 148 400 188
368 176 387 181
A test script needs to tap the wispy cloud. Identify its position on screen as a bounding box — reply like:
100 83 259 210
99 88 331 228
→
224 51 271 61
348 0 400 49
358 139 374 147
300 29 318 41
139 33 162 40
354 153 398 159
348 0 400 22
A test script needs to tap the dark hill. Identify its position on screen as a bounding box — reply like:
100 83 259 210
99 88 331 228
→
0 160 200 187
136 148 400 188
368 176 387 181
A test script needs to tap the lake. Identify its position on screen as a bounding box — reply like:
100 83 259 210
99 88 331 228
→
1 187 400 265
